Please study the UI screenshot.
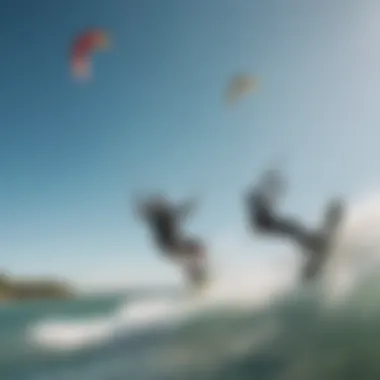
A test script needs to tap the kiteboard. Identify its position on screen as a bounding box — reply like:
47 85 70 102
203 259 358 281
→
178 253 211 299
301 200 345 282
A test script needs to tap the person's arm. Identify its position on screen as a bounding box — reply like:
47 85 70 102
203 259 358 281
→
257 169 285 207
176 198 198 220
132 197 150 220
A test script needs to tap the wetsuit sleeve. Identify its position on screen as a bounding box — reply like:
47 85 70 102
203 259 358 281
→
134 200 150 220
258 169 285 207
177 199 197 220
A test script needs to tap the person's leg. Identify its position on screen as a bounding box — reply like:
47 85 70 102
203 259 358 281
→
270 215 312 244
177 239 209 289
252 199 312 248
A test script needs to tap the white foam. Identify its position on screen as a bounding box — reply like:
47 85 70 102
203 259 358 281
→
29 299 180 351
33 192 380 353
30 316 113 350
29 296 208 351
29 268 296 352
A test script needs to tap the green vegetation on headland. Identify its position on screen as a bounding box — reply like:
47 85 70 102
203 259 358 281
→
0 273 74 301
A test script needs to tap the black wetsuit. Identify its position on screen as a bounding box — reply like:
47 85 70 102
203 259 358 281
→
249 190 309 245
247 178 344 281
141 199 208 287
146 206 180 254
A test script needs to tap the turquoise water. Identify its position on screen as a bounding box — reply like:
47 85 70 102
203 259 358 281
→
0 294 123 373
2 281 380 380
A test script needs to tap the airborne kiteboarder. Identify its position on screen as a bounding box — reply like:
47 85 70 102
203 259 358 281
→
135 194 209 291
245 169 345 281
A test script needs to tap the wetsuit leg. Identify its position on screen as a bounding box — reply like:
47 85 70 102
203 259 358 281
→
253 204 311 247
270 215 311 244
300 200 345 282
177 239 208 289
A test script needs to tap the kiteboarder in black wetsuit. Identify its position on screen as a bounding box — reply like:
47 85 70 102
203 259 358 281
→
135 195 208 290
245 170 345 281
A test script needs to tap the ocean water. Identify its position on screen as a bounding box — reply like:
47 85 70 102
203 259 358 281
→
2 191 380 380
2 266 380 380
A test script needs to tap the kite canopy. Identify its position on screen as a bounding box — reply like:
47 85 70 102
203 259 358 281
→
70 29 110 80
225 74 257 105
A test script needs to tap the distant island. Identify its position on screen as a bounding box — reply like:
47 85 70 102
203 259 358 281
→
0 273 74 302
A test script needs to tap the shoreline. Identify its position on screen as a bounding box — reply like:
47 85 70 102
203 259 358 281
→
0 274 75 303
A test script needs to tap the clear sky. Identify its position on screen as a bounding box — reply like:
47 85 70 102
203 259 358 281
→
2 0 380 288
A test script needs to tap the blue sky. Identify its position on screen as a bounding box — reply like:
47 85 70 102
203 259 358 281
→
2 0 380 288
